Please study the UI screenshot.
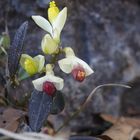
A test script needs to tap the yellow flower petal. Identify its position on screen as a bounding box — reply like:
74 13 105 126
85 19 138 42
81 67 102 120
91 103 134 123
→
48 1 60 24
46 64 54 75
20 54 45 75
41 34 58 54
20 54 34 69
20 54 38 75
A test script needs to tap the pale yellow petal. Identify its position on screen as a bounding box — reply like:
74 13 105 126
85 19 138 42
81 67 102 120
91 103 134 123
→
34 55 45 72
52 28 60 43
58 57 74 73
20 54 34 70
41 34 58 54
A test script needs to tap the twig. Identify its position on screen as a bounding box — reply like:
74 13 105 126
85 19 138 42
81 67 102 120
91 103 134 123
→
0 128 65 140
56 83 131 133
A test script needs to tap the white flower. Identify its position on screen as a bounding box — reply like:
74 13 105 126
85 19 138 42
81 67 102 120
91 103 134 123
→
32 7 67 54
58 56 94 76
58 47 94 82
32 64 64 91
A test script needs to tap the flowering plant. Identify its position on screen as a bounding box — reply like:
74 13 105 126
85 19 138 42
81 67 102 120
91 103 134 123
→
1 0 130 135
19 1 93 132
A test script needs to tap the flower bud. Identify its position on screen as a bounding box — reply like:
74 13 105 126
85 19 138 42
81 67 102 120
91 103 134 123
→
20 54 45 76
41 34 58 54
48 1 60 24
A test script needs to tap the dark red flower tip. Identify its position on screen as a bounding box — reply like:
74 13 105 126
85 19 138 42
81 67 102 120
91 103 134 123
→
71 66 86 82
43 81 56 96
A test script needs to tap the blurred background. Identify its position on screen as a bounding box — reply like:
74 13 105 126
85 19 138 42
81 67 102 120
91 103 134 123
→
0 0 140 134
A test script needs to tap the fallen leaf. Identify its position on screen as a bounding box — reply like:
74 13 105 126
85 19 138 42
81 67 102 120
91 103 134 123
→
0 107 26 132
100 114 140 140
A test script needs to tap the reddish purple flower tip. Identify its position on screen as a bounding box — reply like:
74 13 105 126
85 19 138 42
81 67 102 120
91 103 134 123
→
72 66 86 82
43 81 56 96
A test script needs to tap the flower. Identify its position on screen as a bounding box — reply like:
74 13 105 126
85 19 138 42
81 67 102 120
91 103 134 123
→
32 1 67 54
20 54 45 75
58 47 94 82
32 64 64 96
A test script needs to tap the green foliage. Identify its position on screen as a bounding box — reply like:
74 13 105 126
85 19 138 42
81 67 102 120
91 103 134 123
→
50 91 65 114
0 33 10 55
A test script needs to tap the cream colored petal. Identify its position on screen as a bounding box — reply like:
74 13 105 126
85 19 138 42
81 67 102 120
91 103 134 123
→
34 55 45 72
32 75 64 91
32 16 53 36
46 75 64 90
52 28 60 44
20 54 34 69
58 57 74 73
41 34 58 54
74 57 94 76
52 7 67 35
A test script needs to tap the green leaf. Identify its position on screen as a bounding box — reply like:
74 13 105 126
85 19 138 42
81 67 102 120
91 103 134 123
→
50 91 65 114
29 89 53 132
18 67 30 81
0 34 10 55
0 46 7 55
8 21 28 80
1 34 10 49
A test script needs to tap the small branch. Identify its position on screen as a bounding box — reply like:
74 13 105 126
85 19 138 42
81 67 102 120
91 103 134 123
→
83 83 131 109
0 128 65 140
56 83 131 133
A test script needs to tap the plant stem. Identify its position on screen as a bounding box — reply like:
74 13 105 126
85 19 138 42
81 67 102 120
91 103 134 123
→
56 83 131 133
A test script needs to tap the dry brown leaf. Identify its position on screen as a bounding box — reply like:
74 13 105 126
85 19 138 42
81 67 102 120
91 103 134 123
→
135 131 140 139
41 127 55 136
100 114 140 140
0 107 26 132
